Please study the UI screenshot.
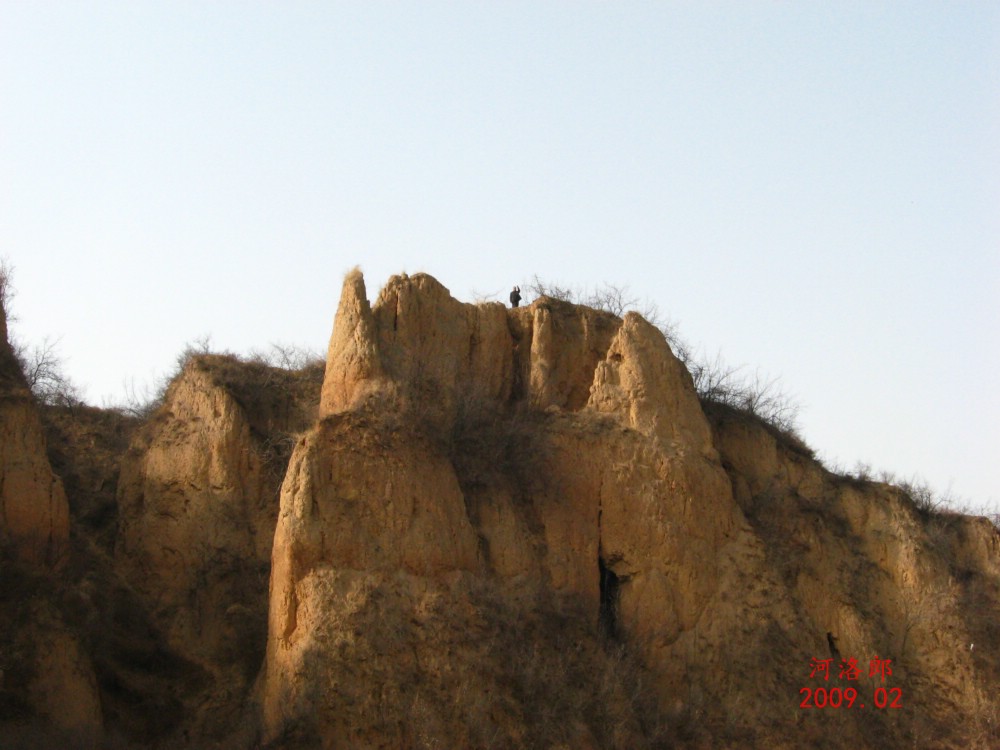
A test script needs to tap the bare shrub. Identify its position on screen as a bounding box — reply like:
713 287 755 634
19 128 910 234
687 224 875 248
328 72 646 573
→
526 274 664 327
113 377 164 421
106 337 324 425
0 260 83 407
13 336 83 407
247 342 324 371
183 351 323 440
582 282 661 323
470 287 503 304
900 477 947 516
525 275 577 305
0 258 13 314
525 276 804 441
851 461 874 483
447 390 549 498
176 333 215 370
691 355 799 434
897 579 959 657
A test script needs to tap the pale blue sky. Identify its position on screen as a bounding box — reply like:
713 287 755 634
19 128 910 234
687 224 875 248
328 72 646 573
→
1 2 997 509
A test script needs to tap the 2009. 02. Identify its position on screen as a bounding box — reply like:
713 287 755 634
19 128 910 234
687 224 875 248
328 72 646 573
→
800 687 902 709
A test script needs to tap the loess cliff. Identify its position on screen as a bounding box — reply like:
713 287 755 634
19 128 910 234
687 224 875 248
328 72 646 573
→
1 271 998 749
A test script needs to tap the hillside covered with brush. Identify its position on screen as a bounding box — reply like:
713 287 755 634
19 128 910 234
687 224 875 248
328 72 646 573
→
1 271 998 749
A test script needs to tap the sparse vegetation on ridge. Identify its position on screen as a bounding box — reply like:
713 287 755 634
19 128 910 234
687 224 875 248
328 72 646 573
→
13 336 83 408
526 275 806 440
3 265 998 749
1 260 84 408
525 275 996 523
6 257 979 522
824 461 999 528
113 336 325 424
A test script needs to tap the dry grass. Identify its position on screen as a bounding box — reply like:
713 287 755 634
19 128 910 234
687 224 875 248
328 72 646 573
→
10 346 329 747
281 575 673 750
186 352 324 484
703 397 815 460
0 535 208 747
40 403 139 551
181 352 323 436
446 391 551 499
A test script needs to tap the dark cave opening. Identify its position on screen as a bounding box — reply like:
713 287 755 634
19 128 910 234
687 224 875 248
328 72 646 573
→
599 556 621 640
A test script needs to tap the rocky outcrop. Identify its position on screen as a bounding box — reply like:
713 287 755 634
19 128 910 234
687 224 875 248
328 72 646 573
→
0 595 105 750
706 401 1000 745
5 270 998 748
319 268 386 415
268 273 746 744
115 353 322 739
0 301 69 566
320 272 622 421
26 610 103 745
0 300 100 747
260 271 1000 749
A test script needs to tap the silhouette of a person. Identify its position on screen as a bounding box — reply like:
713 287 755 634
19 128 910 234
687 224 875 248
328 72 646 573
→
509 286 521 308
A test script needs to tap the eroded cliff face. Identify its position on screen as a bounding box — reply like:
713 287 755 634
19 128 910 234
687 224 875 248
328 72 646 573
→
118 365 273 668
267 273 753 745
114 353 322 739
5 272 998 749
320 271 623 420
708 402 1000 744
0 300 103 747
0 302 69 567
259 272 1000 749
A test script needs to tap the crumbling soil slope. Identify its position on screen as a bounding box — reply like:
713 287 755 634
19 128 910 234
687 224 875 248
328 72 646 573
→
114 353 322 742
260 272 1000 749
0 300 68 567
2 272 998 749
0 298 101 747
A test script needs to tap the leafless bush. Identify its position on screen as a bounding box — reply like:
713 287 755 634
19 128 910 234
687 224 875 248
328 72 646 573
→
1 260 82 407
247 342 324 371
897 579 959 656
0 259 13 314
585 283 661 323
686 352 740 405
107 377 164 421
13 336 84 407
102 336 229 421
657 318 695 365
526 276 803 438
692 354 800 434
526 273 694 362
526 275 664 326
525 275 576 305
470 287 503 304
851 461 874 483
175 333 215 370
900 477 947 516
829 468 985 528
447 391 549 497
107 337 324 424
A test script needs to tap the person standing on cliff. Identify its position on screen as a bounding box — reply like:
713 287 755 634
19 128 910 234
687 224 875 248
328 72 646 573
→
509 286 521 308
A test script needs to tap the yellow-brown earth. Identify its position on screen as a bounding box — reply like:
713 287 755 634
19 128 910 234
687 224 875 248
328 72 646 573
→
1 272 997 749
